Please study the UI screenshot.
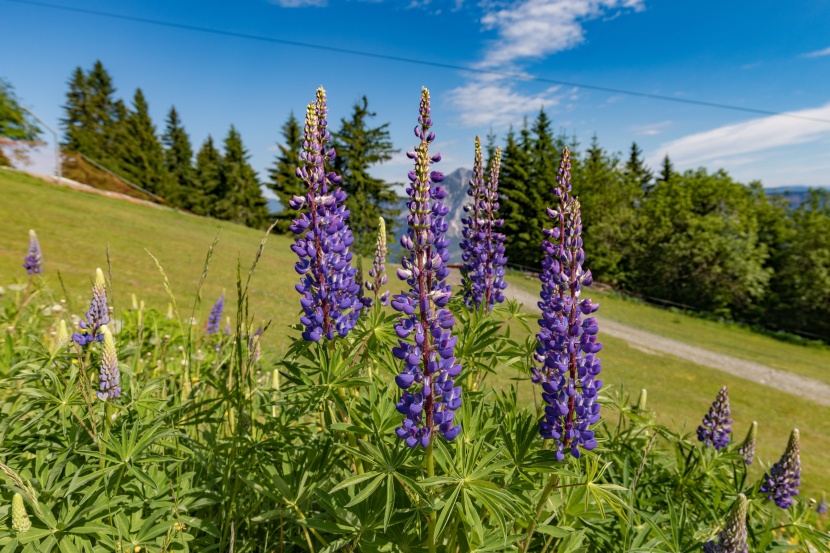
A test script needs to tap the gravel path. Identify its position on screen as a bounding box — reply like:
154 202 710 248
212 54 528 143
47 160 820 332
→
455 272 830 407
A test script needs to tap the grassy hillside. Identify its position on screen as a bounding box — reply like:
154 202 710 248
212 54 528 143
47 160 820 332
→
3 168 829 497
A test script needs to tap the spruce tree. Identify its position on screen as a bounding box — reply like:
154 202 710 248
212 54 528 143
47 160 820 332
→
624 142 653 194
61 61 120 168
162 105 197 209
659 154 675 184
194 135 223 217
216 125 269 228
332 96 400 254
267 112 304 234
499 126 532 269
526 109 559 268
117 88 170 197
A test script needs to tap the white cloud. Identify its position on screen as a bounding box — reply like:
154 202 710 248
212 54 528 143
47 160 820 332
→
631 120 671 136
477 0 644 68
447 79 563 127
802 46 830 58
650 102 830 167
270 0 326 7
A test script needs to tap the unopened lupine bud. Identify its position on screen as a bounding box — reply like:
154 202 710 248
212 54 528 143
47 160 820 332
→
703 494 748 553
290 87 362 342
392 88 462 447
131 293 138 310
760 429 801 508
11 493 31 533
166 303 174 320
365 217 389 306
72 268 109 346
533 148 602 461
697 386 732 450
57 319 69 347
737 421 757 465
206 295 224 335
635 389 648 412
97 325 121 401
23 229 44 275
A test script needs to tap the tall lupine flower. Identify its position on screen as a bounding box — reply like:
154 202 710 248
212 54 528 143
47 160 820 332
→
23 229 43 275
392 88 462 448
703 494 748 553
532 147 603 461
11 493 31 533
737 421 757 465
760 428 801 508
97 324 121 401
365 217 390 306
206 295 224 335
460 139 508 310
72 268 109 346
697 386 733 450
289 87 362 342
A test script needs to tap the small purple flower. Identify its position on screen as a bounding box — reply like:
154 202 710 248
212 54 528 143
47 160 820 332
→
697 386 733 450
760 429 801 509
460 139 508 310
532 147 603 461
207 295 224 335
23 229 43 275
96 325 121 401
703 494 748 553
72 268 110 346
817 496 828 516
364 217 389 306
392 88 462 448
290 87 362 342
737 421 757 465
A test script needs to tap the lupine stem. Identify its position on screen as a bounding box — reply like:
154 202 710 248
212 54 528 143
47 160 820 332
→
426 441 437 553
522 474 559 552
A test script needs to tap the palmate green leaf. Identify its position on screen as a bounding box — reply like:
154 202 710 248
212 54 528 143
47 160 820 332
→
346 473 385 507
331 471 381 493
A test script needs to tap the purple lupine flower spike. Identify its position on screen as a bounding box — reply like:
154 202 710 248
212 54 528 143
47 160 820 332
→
737 421 757 465
23 229 44 275
532 147 603 461
365 217 389 306
96 325 121 401
290 87 362 342
461 140 508 310
817 495 828 515
392 88 462 448
697 386 733 450
72 268 110 346
703 494 748 553
760 428 801 508
206 295 224 335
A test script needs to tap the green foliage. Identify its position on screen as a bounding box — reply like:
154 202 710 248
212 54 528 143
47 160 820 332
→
193 135 224 217
116 88 172 197
267 112 305 234
215 126 270 229
0 77 41 167
332 96 400 255
500 124 534 269
162 106 198 210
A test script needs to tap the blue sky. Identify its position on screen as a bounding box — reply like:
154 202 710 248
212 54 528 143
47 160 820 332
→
3 0 830 192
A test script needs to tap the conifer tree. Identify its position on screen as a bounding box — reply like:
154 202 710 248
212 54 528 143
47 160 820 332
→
624 142 653 195
0 78 41 166
216 125 269 228
267 112 304 234
117 88 170 197
333 96 400 254
659 154 675 184
194 135 223 217
525 108 559 267
162 105 197 209
499 125 532 269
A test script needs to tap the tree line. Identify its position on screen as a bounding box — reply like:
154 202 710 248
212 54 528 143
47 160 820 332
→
495 109 830 342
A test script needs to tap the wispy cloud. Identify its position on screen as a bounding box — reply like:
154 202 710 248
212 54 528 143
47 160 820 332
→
650 102 830 167
477 0 644 69
447 79 563 127
631 120 671 136
270 0 326 7
802 46 830 58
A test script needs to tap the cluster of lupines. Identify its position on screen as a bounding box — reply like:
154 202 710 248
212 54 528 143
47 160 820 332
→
737 421 757 465
11 493 30 534
364 217 390 306
23 229 43 275
697 386 733 450
72 268 109 346
97 325 121 401
531 148 603 461
703 494 748 553
460 138 507 310
289 87 362 342
392 88 462 448
760 428 801 508
206 295 224 335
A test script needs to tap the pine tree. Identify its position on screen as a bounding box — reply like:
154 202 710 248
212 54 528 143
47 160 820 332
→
116 88 170 197
194 135 223 217
333 96 400 254
624 142 653 194
659 154 675 184
162 105 197 209
216 125 269 228
499 126 532 269
267 112 304 234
